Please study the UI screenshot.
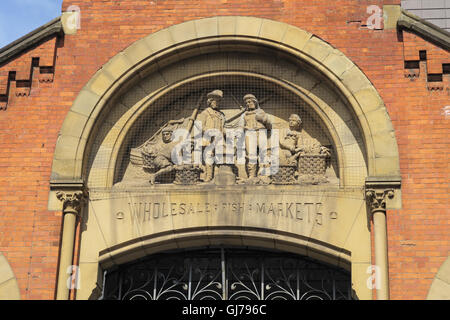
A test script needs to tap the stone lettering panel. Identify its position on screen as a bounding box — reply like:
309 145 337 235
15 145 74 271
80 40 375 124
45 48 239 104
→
88 188 364 253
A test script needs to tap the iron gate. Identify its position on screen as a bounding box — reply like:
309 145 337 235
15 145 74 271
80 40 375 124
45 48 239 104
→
102 248 353 300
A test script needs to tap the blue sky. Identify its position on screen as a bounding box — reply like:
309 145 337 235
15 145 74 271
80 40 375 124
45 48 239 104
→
0 0 63 49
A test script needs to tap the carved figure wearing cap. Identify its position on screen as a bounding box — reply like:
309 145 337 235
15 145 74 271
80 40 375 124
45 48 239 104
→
196 89 226 182
239 94 273 179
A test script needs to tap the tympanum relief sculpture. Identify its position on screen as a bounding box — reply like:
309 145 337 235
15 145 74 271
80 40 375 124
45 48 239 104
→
124 89 332 186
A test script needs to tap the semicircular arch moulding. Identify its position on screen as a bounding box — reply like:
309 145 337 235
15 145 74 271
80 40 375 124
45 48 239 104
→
50 16 400 189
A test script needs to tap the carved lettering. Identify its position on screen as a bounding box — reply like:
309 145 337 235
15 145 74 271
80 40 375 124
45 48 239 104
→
179 203 186 215
256 203 266 214
129 202 142 224
125 201 336 225
277 203 283 216
153 203 160 219
296 203 303 220
315 212 323 225
305 203 315 223
286 203 294 219
171 203 177 216
144 202 151 221
161 203 168 217
267 203 275 215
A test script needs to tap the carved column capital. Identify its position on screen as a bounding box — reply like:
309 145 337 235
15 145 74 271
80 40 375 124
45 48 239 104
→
365 189 395 215
56 190 87 216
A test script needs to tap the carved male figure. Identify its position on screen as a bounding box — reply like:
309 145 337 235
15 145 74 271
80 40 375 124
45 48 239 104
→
239 94 273 179
196 90 226 182
142 126 178 184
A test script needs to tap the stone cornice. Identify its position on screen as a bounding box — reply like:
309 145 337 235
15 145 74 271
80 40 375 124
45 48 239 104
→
398 9 450 51
0 17 63 66
50 179 85 191
365 176 401 190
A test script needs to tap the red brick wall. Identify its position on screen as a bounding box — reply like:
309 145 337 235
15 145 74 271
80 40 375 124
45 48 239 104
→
387 29 449 299
1 0 448 300
0 35 63 299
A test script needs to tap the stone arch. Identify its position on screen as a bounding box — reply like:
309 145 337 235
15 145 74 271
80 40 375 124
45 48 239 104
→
98 227 352 271
50 16 400 185
0 253 21 300
427 256 450 300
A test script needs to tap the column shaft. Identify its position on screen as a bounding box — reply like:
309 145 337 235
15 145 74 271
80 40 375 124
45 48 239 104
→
56 211 78 300
373 210 389 300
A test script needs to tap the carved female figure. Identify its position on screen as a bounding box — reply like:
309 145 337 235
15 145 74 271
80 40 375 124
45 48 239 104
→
279 114 304 166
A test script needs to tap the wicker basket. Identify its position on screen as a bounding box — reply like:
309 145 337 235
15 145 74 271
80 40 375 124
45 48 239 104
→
141 152 157 171
173 166 202 185
298 154 329 175
272 165 297 185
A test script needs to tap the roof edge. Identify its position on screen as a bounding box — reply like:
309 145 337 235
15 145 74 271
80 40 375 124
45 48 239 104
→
398 9 450 51
0 16 63 66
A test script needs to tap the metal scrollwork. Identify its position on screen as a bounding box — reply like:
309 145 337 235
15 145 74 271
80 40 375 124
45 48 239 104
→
102 249 353 300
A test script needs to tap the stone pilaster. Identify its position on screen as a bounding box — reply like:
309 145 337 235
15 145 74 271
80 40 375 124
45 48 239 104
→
54 187 87 300
365 177 400 301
